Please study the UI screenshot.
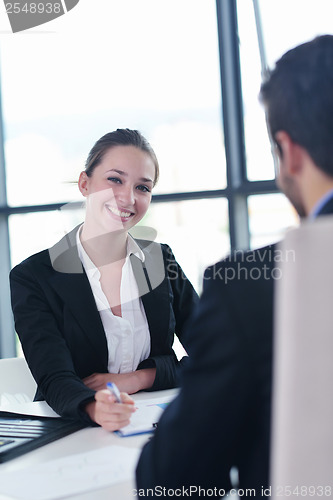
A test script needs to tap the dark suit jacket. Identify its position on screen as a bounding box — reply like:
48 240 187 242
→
136 198 333 497
9 226 198 423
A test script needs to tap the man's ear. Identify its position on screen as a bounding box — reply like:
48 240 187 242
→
275 131 303 175
78 171 89 197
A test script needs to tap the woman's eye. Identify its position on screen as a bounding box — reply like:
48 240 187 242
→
137 185 151 193
107 177 121 184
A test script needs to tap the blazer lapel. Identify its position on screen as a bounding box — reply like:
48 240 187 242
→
131 242 171 355
46 227 108 367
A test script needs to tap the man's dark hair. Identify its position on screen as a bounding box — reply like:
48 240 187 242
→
260 34 333 177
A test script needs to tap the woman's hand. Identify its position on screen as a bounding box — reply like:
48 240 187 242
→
82 368 156 394
85 389 136 431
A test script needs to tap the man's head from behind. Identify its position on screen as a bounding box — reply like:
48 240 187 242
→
260 35 333 216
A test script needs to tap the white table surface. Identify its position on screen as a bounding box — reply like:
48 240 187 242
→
0 389 178 500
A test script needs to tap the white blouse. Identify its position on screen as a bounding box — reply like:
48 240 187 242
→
76 228 151 374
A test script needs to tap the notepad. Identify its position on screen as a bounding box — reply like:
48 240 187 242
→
116 394 174 437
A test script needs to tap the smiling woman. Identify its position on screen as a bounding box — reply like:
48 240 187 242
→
79 132 157 237
9 129 199 432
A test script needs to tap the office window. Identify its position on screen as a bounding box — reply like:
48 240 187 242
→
1 0 224 208
248 194 298 250
139 198 230 292
9 208 84 268
237 0 274 182
259 0 333 66
237 0 333 184
236 0 333 255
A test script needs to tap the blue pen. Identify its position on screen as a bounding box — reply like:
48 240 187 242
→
106 382 122 403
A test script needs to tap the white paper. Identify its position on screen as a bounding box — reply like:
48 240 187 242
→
117 394 174 436
0 445 140 500
0 400 60 418
0 393 32 405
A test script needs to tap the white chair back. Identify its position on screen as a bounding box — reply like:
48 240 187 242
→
0 356 37 404
271 216 333 499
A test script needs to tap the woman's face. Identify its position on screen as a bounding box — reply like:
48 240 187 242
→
79 145 155 234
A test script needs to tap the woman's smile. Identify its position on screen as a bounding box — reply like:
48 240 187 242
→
105 204 135 221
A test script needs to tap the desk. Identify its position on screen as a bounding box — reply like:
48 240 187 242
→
0 389 178 500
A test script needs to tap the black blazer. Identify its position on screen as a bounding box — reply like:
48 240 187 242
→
136 199 333 496
10 226 198 422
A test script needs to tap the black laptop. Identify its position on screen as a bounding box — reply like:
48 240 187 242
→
0 411 86 463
